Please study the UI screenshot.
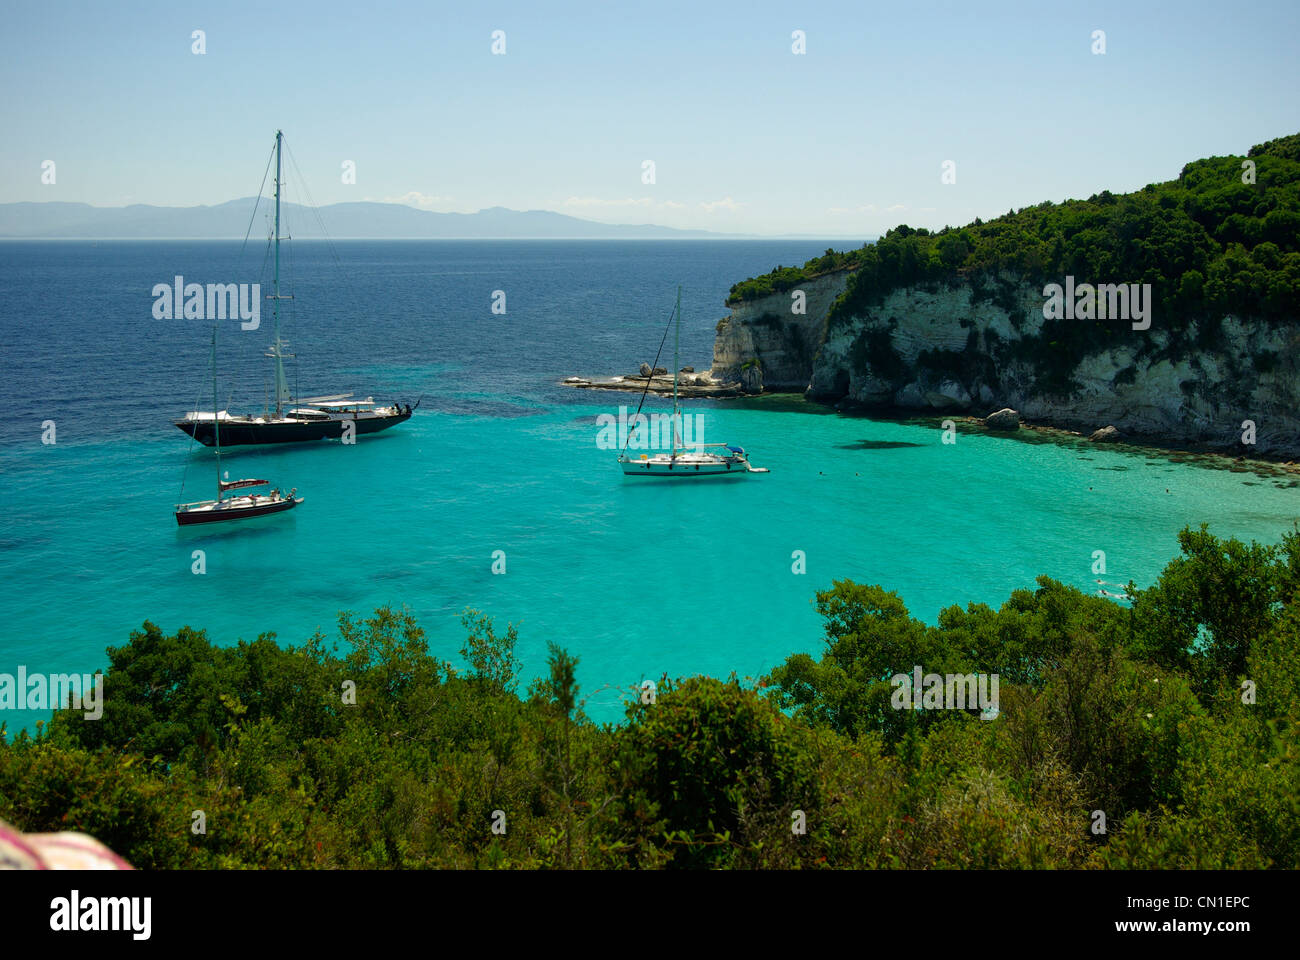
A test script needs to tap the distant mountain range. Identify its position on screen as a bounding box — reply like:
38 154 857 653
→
0 199 757 239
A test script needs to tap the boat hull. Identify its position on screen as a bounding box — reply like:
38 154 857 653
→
620 456 752 478
174 411 411 446
176 496 302 525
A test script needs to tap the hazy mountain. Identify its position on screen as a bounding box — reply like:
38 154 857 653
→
0 199 750 239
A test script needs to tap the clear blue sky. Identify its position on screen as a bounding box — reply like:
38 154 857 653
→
2 0 1297 235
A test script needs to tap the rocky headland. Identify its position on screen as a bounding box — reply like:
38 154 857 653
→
708 268 1300 456
700 134 1300 458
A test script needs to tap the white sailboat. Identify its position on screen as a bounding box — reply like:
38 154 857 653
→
618 286 768 478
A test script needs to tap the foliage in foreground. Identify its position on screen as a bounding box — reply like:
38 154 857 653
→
2 527 1297 869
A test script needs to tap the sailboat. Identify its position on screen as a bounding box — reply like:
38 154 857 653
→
174 130 415 446
175 329 303 526
618 286 769 478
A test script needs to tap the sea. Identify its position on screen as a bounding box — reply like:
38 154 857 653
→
2 238 1297 729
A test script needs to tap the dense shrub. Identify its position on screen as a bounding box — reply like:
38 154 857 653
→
2 527 1296 868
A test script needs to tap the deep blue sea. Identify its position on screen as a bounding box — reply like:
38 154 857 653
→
2 239 1298 729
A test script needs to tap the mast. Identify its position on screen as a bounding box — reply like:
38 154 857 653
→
212 327 222 502
672 285 681 454
267 129 293 417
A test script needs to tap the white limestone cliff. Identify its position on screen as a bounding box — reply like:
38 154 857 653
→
711 270 1300 455
711 270 853 391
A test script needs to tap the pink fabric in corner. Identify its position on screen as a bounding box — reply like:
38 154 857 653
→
0 819 133 870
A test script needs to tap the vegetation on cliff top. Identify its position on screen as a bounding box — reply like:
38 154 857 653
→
2 525 1297 869
726 247 871 305
727 133 1300 330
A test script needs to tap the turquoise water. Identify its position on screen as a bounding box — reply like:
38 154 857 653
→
2 241 1298 729
4 401 1298 727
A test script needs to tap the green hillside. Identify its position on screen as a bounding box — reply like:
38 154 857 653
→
728 134 1300 328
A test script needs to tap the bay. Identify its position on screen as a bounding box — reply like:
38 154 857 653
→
1 239 1295 729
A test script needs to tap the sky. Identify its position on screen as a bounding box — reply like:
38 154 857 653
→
1 0 1297 236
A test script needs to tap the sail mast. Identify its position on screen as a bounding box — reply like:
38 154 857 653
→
274 131 284 416
267 129 293 418
212 327 222 502
672 285 681 454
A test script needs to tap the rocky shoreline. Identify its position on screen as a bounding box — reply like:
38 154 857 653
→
710 268 1300 458
568 263 1300 467
561 362 1300 477
860 401 1300 480
561 366 750 399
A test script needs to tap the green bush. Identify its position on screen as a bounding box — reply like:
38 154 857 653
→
3 525 1297 869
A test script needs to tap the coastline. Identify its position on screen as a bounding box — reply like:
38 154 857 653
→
580 382 1300 482
561 374 747 398
851 404 1300 481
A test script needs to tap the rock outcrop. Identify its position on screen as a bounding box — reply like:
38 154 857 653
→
1089 425 1121 442
709 269 1300 456
712 269 853 390
563 373 745 398
985 408 1021 431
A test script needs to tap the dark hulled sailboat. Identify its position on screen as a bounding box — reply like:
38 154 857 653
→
173 130 415 447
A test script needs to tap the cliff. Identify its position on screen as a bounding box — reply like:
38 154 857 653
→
710 134 1300 456
710 269 1300 454
711 268 852 390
